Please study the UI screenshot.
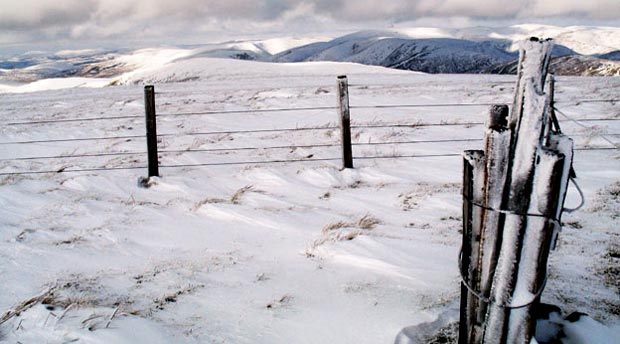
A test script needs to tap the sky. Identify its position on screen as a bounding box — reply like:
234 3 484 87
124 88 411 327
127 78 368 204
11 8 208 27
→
1 0 620 55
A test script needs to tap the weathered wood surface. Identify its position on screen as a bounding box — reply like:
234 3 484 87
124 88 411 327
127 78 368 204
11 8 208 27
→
144 85 159 178
460 37 574 344
337 75 353 169
460 150 486 343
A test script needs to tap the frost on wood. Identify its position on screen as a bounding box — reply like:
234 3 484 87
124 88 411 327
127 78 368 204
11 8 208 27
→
460 37 575 344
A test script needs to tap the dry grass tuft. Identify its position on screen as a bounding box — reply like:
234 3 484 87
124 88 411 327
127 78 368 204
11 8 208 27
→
357 215 381 230
231 185 255 204
306 215 382 256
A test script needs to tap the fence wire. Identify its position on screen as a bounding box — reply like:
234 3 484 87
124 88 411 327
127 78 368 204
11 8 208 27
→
1 81 618 176
1 146 615 176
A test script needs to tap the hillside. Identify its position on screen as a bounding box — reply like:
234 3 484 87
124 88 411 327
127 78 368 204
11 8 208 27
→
1 25 620 90
0 57 619 343
272 28 619 76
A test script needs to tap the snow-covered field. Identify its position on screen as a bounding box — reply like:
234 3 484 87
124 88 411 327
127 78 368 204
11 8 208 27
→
0 58 619 343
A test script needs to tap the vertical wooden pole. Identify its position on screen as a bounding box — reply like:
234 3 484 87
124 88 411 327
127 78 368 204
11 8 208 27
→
144 85 159 178
483 38 557 344
460 150 486 344
460 154 476 344
337 75 353 169
460 38 573 344
476 104 510 340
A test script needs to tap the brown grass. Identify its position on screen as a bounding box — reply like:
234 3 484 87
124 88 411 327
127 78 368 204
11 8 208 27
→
307 215 382 256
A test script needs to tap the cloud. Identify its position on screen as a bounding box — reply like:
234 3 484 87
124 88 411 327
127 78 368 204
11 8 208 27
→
0 0 96 29
0 0 618 50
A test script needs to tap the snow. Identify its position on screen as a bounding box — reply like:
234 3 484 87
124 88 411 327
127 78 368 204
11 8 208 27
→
561 315 620 344
393 27 453 39
391 24 620 56
255 37 332 55
0 57 618 343
1 77 113 93
54 49 103 57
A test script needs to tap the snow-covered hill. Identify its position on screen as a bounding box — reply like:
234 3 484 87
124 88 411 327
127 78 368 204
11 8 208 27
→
1 24 619 92
273 31 518 73
0 56 619 343
490 55 620 76
272 26 620 75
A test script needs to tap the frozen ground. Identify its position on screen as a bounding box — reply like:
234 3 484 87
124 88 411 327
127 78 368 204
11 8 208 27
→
0 58 619 343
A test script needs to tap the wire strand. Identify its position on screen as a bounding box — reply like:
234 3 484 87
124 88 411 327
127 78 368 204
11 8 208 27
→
555 99 620 105
0 134 144 145
352 138 483 146
5 115 142 126
159 157 340 168
157 106 336 117
0 165 146 176
0 151 147 162
554 107 619 148
157 126 338 137
159 143 339 154
351 122 484 129
1 147 614 176
350 103 499 109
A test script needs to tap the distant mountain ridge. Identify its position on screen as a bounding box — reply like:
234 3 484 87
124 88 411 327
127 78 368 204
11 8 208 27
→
1 25 619 84
271 30 619 76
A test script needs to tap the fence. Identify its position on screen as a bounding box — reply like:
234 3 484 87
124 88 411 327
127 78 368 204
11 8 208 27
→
0 78 618 178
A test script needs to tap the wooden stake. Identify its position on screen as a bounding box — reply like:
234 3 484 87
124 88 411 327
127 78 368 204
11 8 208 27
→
337 76 353 169
476 105 511 341
460 37 574 344
144 85 159 178
460 150 486 344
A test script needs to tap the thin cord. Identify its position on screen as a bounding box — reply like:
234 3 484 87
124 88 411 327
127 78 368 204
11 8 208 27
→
458 249 548 309
458 198 559 309
563 177 586 213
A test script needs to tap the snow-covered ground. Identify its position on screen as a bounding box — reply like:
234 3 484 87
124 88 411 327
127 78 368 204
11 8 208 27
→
0 58 619 343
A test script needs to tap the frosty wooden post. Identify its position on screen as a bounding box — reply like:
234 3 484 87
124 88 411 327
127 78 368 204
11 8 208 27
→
337 75 353 169
458 38 574 344
144 85 159 177
460 150 485 344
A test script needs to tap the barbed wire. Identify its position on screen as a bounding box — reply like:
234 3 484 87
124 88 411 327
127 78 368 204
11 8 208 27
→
555 99 620 105
0 151 147 162
2 98 617 128
2 116 617 146
159 143 339 155
157 106 336 117
0 165 146 176
350 103 498 109
1 146 614 176
554 107 620 148
0 134 143 145
3 135 615 162
157 126 339 138
5 115 142 126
